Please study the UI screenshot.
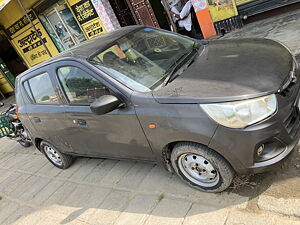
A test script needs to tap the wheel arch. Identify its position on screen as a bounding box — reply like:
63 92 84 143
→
34 137 43 151
161 140 236 173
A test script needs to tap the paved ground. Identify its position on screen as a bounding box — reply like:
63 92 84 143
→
0 138 299 225
222 5 300 57
1 7 300 225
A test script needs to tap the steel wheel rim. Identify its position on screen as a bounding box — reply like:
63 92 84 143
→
178 153 219 187
44 146 63 166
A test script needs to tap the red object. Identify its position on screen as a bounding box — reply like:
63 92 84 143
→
195 8 217 39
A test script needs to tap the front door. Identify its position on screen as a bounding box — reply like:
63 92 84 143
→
54 61 154 160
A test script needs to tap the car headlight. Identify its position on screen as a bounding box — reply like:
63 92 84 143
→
200 94 277 128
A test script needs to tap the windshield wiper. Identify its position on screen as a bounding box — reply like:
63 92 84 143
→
163 43 199 86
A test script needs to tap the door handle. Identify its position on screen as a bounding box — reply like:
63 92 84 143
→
73 119 87 127
32 117 41 123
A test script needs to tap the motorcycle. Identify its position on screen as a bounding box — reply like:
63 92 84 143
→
0 102 32 147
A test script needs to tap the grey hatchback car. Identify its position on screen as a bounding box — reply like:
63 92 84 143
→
16 26 300 192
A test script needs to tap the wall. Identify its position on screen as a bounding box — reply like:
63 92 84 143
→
91 0 120 32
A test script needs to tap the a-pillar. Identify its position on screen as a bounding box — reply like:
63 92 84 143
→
91 0 121 32
190 0 216 39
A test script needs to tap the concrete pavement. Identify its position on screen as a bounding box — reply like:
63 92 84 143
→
222 7 300 57
0 137 299 225
1 7 300 225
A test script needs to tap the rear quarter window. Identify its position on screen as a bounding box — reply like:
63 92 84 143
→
23 81 34 102
23 72 58 104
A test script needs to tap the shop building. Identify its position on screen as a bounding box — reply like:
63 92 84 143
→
0 0 211 96
0 0 298 96
212 0 300 34
0 0 118 96
236 0 300 19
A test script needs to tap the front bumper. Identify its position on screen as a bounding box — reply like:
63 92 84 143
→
208 78 300 174
247 132 299 173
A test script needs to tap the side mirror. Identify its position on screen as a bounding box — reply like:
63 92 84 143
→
0 102 4 107
90 95 123 115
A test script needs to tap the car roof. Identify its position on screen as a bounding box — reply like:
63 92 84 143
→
18 25 143 78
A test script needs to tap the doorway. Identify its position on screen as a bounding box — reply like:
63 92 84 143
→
0 38 27 77
149 0 171 30
0 37 25 96
109 0 162 28
39 2 86 51
108 0 137 27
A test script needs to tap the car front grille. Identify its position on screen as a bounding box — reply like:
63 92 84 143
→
284 106 300 139
280 61 298 98
280 80 297 98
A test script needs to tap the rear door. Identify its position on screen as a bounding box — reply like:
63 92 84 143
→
53 60 154 160
21 65 71 152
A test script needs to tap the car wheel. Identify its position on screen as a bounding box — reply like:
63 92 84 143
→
171 142 234 193
40 141 73 169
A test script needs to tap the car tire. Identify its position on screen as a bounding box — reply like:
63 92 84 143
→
19 140 31 148
171 142 234 193
40 141 73 169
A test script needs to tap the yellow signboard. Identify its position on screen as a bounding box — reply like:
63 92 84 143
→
7 11 59 67
81 17 105 39
208 0 238 22
11 22 59 66
0 0 11 11
235 0 255 6
68 0 106 39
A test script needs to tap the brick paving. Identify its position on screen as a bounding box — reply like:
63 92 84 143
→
1 6 300 225
0 138 299 225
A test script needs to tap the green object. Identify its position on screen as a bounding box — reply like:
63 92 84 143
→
0 58 15 88
0 115 13 138
157 193 165 201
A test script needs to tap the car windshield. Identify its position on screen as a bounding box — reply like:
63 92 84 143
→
90 27 199 92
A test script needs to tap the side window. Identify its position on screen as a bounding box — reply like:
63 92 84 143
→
57 66 110 104
25 72 58 104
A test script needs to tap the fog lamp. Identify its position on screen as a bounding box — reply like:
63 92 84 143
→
257 144 265 156
255 140 286 162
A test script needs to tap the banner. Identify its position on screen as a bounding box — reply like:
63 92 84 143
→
207 0 238 22
0 0 11 11
68 0 106 39
7 11 59 67
236 0 255 6
6 11 36 37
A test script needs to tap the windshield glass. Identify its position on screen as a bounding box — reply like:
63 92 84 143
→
90 27 197 92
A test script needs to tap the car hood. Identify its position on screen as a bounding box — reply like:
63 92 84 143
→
153 38 294 104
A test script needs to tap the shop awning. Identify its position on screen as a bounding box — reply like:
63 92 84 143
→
0 0 11 11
